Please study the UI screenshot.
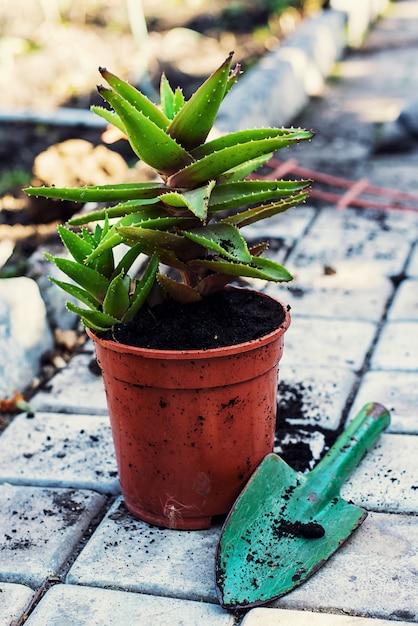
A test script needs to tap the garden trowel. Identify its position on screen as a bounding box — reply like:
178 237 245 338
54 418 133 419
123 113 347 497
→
215 402 390 609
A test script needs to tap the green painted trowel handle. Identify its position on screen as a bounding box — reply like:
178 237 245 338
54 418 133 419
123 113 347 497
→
307 402 390 502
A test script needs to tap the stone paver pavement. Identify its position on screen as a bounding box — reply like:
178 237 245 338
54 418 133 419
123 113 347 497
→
1 1 418 624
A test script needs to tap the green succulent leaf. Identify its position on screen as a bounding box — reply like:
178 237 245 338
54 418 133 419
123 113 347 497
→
69 198 164 227
182 223 251 263
116 227 203 268
123 253 159 322
113 242 146 278
168 129 313 188
160 180 215 220
90 105 127 135
117 225 188 253
34 59 317 330
99 217 109 239
92 248 115 279
222 191 310 228
224 62 242 95
81 227 95 244
100 67 170 130
188 255 293 282
248 256 293 281
217 153 273 183
45 253 109 303
48 277 100 310
98 86 194 176
160 74 185 120
102 272 131 318
84 212 175 264
191 127 314 160
58 225 93 263
67 301 120 331
167 52 234 151
26 182 165 205
208 180 311 213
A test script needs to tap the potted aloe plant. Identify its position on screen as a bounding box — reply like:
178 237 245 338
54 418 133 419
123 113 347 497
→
26 53 312 530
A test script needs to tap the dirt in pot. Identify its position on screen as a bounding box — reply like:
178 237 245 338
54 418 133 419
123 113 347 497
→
102 289 287 350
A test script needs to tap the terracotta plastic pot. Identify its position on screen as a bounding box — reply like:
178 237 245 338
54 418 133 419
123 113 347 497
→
87 294 290 530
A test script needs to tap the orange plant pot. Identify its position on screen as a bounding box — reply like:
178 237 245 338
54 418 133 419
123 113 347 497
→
87 295 290 530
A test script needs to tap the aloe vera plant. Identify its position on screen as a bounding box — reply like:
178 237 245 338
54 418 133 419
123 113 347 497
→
26 53 313 332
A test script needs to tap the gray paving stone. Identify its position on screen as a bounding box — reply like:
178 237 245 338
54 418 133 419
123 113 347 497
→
371 321 418 370
31 352 107 415
25 584 233 626
0 412 119 494
66 498 221 603
286 219 411 279
280 9 346 87
280 317 377 370
274 366 356 469
277 365 356 430
0 582 34 626
242 205 316 241
216 10 345 130
341 433 418 514
267 273 392 322
312 206 418 242
331 0 390 47
388 278 418 320
241 607 413 626
349 370 418 434
270 512 418 622
407 243 418 276
0 485 105 588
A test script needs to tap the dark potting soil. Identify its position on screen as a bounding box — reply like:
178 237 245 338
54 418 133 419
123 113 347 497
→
102 289 287 350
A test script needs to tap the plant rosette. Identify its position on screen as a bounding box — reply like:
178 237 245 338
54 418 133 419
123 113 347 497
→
26 53 313 529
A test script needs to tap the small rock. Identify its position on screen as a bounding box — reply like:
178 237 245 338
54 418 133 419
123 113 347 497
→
373 99 418 153
32 138 128 188
398 99 418 138
0 276 53 398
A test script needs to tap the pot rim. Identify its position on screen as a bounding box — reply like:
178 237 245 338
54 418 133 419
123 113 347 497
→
86 292 290 361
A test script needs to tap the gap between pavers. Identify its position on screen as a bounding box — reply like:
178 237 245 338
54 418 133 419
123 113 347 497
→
66 498 221 604
261 210 397 322
31 352 107 415
24 584 233 626
407 242 418 276
268 273 393 322
371 321 418 370
387 278 418 320
279 317 377 370
341 433 418 514
0 484 106 588
241 205 316 241
310 206 418 242
0 582 34 626
0 412 119 494
349 370 418 434
241 607 414 626
65 498 418 621
277 365 357 431
285 222 412 280
274 365 357 470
